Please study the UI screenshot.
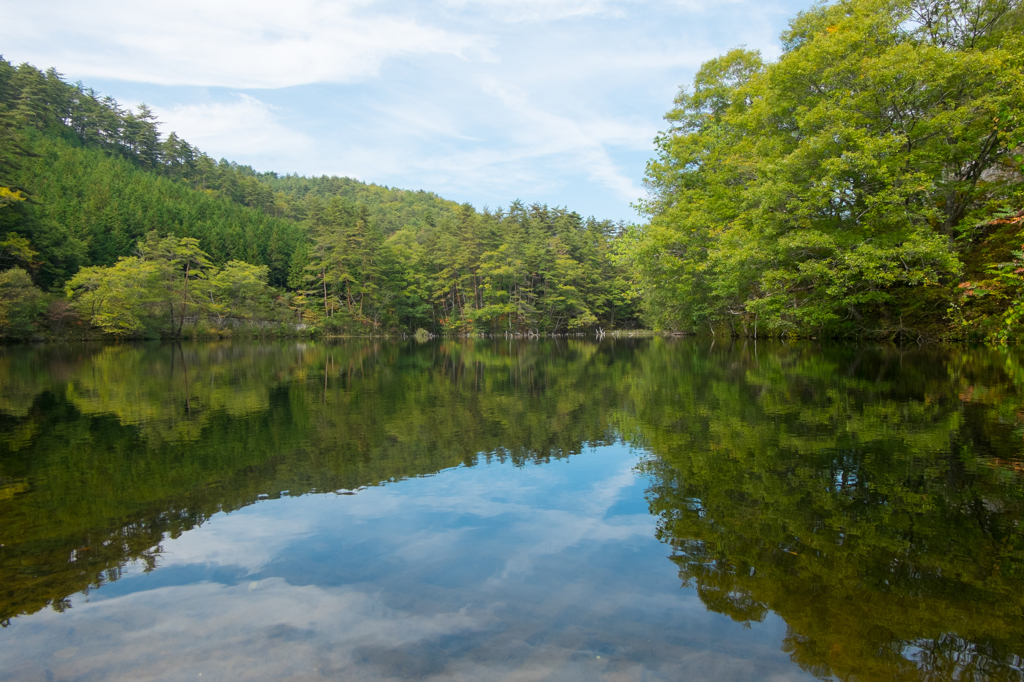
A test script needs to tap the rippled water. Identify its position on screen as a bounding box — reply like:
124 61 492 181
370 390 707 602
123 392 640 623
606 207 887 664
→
0 340 1022 681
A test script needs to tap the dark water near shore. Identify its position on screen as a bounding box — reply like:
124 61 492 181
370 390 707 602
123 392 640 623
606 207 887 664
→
1 339 1022 681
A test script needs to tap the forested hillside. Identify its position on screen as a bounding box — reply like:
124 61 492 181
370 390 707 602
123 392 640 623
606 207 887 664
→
4 0 1024 343
0 57 635 339
620 0 1024 342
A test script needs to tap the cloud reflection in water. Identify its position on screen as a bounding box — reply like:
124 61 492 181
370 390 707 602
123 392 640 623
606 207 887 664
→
0 446 811 681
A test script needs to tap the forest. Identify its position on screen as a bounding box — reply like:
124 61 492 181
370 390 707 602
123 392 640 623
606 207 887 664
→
0 58 635 340
2 0 1024 341
619 0 1024 342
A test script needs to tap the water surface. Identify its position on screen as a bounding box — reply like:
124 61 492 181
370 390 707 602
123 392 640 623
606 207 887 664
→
1 340 1022 681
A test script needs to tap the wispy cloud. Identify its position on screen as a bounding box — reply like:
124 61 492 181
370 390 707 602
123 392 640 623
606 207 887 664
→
151 95 313 164
440 0 632 22
4 0 482 88
478 79 649 200
2 0 814 218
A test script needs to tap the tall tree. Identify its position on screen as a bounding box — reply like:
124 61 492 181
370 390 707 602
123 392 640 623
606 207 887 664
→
626 0 1024 337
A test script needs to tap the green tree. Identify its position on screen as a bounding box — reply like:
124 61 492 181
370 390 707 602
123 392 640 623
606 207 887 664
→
0 267 44 339
64 256 160 337
138 232 213 336
206 260 275 329
0 53 637 336
628 0 1024 337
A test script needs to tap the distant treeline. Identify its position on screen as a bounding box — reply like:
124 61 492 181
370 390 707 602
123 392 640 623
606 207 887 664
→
0 57 636 339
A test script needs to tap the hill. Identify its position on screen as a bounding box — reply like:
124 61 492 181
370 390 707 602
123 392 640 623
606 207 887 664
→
0 57 637 339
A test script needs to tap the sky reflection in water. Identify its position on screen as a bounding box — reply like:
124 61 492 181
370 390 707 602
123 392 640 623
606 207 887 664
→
1 339 1023 681
2 447 806 682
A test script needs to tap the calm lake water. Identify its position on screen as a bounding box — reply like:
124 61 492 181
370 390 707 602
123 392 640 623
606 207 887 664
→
1 339 1022 681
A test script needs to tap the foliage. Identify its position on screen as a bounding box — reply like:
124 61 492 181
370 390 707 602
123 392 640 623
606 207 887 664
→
0 230 36 271
64 234 291 338
8 133 301 289
206 260 276 330
624 0 1024 338
0 267 44 339
0 56 636 337
0 188 25 208
951 210 1024 343
64 256 160 337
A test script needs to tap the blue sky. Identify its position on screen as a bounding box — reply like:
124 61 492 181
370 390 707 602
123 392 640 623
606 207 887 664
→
5 0 812 221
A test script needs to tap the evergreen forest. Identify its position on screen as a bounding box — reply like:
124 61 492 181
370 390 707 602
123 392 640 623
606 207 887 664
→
0 60 635 340
2 0 1024 342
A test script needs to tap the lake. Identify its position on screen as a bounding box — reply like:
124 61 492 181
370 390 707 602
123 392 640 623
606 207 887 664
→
0 339 1022 681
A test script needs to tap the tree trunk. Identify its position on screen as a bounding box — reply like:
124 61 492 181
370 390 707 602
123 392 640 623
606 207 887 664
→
177 262 190 337
322 268 329 317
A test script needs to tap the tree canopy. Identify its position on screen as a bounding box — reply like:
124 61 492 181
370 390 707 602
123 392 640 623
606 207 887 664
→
0 57 637 339
620 0 1024 340
4 0 1024 341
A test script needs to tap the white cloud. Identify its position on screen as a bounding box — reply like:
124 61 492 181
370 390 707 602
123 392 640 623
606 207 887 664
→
2 0 815 218
471 79 650 200
669 0 747 11
151 95 313 162
440 0 631 23
221 76 653 203
6 0 482 88
4 580 488 681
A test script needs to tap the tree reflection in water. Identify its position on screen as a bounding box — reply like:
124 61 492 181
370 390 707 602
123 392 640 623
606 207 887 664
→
631 343 1024 681
1 339 1022 680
